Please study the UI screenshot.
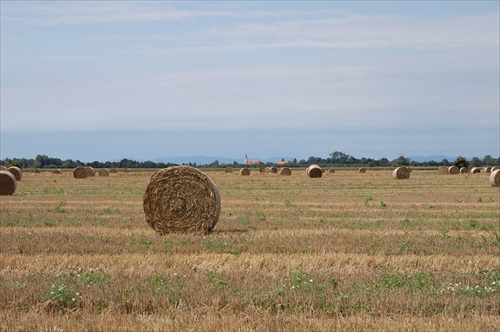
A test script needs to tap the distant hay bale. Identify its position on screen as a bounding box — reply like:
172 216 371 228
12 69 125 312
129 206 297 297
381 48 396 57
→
85 167 96 177
437 166 449 174
124 168 131 173
34 168 41 174
240 168 250 176
279 167 292 176
306 164 322 178
470 167 481 174
484 167 492 173
490 169 500 187
459 167 468 174
259 167 271 174
491 166 499 172
98 168 110 177
110 168 117 173
52 169 62 174
0 170 17 195
73 166 88 179
392 166 410 179
328 169 335 174
143 166 221 235
358 168 366 173
7 166 22 181
0 166 7 171
448 166 459 174
224 167 233 173
270 167 278 174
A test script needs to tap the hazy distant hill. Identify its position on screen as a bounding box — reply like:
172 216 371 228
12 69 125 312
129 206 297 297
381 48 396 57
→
408 155 455 162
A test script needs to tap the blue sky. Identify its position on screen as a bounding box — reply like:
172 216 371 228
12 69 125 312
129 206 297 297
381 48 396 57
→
1 1 499 163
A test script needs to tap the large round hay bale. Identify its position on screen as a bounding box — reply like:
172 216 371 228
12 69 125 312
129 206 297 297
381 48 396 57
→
358 168 366 173
459 167 468 174
328 169 335 174
259 167 271 174
470 167 481 174
270 167 278 174
437 166 449 174
448 166 459 174
306 164 322 178
73 166 88 179
224 167 233 173
85 166 96 177
491 166 499 172
240 168 250 176
484 167 492 173
490 169 500 187
7 166 22 181
110 168 117 173
98 168 110 177
0 170 17 195
52 169 62 174
34 168 41 174
143 166 221 235
279 167 292 176
0 166 7 171
392 166 410 179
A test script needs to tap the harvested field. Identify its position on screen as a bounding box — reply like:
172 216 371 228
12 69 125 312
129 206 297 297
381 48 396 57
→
1 168 499 331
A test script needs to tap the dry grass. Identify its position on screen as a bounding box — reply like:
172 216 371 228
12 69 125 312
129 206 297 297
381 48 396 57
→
1 167 499 331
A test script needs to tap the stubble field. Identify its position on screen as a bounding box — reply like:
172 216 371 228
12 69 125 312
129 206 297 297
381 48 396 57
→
1 167 499 331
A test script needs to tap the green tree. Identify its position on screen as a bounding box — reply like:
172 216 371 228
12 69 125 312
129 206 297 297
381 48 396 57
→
452 156 468 168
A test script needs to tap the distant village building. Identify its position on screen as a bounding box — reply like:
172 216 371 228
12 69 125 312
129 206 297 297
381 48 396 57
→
277 158 288 165
244 154 260 165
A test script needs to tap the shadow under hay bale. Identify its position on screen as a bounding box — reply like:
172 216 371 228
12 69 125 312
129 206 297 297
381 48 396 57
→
143 166 221 235
73 166 88 179
99 168 110 177
490 169 500 187
240 168 250 176
7 166 22 181
392 166 410 179
306 164 322 178
279 167 292 176
0 170 17 195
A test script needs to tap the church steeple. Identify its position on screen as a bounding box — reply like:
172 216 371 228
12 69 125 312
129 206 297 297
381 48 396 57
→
244 153 248 165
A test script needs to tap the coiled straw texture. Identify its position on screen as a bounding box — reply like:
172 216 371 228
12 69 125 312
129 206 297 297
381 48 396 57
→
143 166 221 235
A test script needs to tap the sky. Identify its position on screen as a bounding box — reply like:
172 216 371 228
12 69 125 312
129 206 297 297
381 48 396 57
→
1 1 499 163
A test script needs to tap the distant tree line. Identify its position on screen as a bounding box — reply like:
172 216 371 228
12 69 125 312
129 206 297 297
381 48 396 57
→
0 152 498 169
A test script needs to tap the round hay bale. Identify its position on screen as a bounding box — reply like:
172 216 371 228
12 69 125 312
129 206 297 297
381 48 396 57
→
7 166 22 181
73 166 88 179
270 167 278 174
484 166 492 173
490 169 500 187
437 166 449 174
224 167 233 173
143 166 221 235
52 169 62 174
110 168 117 173
279 167 292 176
98 168 110 177
259 167 271 174
0 170 17 195
491 166 499 172
358 168 366 173
0 166 7 171
34 168 41 174
448 166 459 174
85 166 95 177
392 166 410 179
240 168 250 176
459 167 468 174
124 168 131 173
470 167 481 174
328 169 335 174
306 164 322 178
